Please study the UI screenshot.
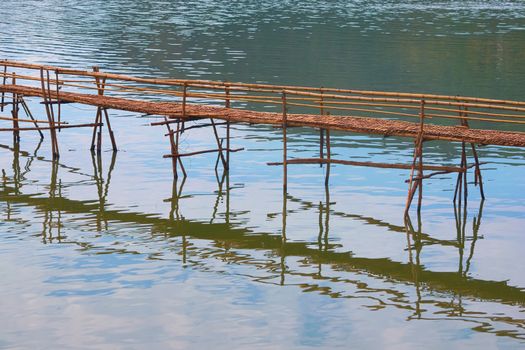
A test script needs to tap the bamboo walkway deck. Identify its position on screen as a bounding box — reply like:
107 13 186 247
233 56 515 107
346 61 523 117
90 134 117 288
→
2 84 525 147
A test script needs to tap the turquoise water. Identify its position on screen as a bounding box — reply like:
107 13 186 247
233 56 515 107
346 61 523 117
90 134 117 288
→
1 1 525 349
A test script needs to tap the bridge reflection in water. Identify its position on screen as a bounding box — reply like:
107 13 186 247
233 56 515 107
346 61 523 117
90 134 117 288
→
1 142 524 341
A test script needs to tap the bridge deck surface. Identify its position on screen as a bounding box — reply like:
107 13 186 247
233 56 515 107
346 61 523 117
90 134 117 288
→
2 84 525 147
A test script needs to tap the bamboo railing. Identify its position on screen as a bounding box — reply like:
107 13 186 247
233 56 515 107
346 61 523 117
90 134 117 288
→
2 59 525 131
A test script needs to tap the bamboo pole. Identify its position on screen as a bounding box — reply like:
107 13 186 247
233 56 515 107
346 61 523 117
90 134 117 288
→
0 114 67 124
55 70 61 131
11 74 20 142
163 147 243 158
40 68 58 159
267 158 464 172
417 101 425 214
320 91 324 165
225 84 231 169
182 83 187 119
1 64 6 112
282 91 288 192
18 97 44 138
325 128 331 187
0 122 101 132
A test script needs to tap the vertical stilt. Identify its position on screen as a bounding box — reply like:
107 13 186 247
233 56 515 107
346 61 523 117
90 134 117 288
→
103 108 117 151
11 74 20 143
92 66 114 153
19 97 44 139
182 83 187 119
40 68 59 159
225 84 231 170
324 178 330 251
211 118 227 170
282 91 288 193
462 107 485 200
325 128 331 187
319 90 324 167
405 100 425 217
1 63 6 112
91 107 101 151
46 70 59 158
320 129 325 165
470 143 485 199
55 70 61 132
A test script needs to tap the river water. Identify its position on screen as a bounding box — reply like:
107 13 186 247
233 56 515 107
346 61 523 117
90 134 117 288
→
1 1 525 349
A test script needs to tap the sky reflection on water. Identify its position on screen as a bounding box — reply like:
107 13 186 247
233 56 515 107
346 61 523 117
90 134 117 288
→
1 1 525 349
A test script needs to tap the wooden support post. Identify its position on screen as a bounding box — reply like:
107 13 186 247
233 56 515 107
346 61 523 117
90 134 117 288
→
225 84 231 170
211 118 227 170
405 100 425 217
47 70 59 158
172 118 186 179
462 107 485 200
470 143 485 199
40 68 59 159
90 107 101 151
19 97 44 139
282 90 288 192
325 128 331 187
1 63 6 112
55 70 61 132
417 100 425 214
103 108 118 151
91 66 117 152
182 82 187 119
11 74 20 143
94 67 103 153
320 90 324 167
165 117 178 178
173 119 180 180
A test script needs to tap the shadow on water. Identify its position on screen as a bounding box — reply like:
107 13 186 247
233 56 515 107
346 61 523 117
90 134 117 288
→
1 142 525 340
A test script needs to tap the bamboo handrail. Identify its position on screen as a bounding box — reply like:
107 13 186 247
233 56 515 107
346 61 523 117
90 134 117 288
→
2 59 525 131
3 60 525 108
50 81 525 121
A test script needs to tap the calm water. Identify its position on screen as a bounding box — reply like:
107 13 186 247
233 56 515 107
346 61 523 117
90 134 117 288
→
1 1 525 349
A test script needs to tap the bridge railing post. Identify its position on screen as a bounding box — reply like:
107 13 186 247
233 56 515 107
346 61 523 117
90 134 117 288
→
319 89 324 165
11 73 19 143
182 82 187 119
1 61 6 112
225 83 231 169
282 90 288 191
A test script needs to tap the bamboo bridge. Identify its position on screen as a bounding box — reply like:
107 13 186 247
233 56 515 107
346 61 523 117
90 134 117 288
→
1 59 525 215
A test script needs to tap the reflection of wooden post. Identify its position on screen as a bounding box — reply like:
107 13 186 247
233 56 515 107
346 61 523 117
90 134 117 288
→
282 90 288 192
